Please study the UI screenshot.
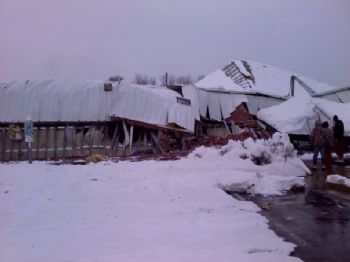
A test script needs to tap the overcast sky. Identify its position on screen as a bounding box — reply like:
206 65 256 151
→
0 0 349 87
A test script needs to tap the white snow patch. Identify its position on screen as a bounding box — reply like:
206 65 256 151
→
246 60 335 97
0 134 306 262
196 60 336 97
326 175 350 188
196 70 243 92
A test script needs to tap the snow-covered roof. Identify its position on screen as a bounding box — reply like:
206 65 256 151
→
194 70 243 92
111 85 195 132
0 79 117 123
196 60 336 97
257 96 350 135
312 85 350 103
0 80 196 132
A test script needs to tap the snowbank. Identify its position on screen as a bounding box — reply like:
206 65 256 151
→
188 132 308 195
257 96 350 135
326 175 350 188
0 134 306 262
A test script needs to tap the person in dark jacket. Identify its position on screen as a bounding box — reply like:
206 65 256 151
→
310 120 326 169
333 115 344 163
322 121 333 169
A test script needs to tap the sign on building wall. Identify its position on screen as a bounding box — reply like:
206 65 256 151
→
24 120 34 143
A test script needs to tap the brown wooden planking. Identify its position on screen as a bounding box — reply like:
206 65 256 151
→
36 127 40 159
17 140 22 161
1 128 6 161
72 127 76 157
45 127 49 159
53 127 58 159
80 127 84 157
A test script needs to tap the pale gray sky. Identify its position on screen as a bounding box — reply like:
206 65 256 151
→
0 0 349 87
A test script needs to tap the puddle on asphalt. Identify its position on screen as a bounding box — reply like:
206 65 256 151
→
227 162 350 262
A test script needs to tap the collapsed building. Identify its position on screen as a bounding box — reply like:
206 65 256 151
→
191 60 341 138
0 60 348 161
0 80 196 161
189 60 349 150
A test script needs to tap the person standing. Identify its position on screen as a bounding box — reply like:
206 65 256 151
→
310 120 326 169
333 115 344 163
322 121 333 169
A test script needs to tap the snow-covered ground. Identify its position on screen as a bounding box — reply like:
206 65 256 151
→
0 133 307 262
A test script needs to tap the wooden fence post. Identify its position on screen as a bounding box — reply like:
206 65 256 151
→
45 127 49 159
36 127 40 160
1 128 6 161
53 126 58 159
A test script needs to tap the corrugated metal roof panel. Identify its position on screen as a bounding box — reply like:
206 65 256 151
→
0 80 115 123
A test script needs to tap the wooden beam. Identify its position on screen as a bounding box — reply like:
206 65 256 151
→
129 125 134 155
0 120 110 128
103 126 108 155
122 120 129 155
137 129 142 150
27 140 32 163
1 128 6 161
110 116 192 135
45 127 49 159
181 137 186 151
150 131 165 154
71 127 76 157
122 120 129 147
80 127 85 157
223 120 232 135
53 126 58 159
96 126 102 153
110 125 118 154
9 139 14 161
36 127 40 159
143 130 148 148
17 140 22 161
114 133 120 156
88 126 95 156
63 125 68 158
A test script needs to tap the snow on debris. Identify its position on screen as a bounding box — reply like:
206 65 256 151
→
257 96 316 134
195 69 243 92
257 96 350 135
326 175 350 189
0 134 306 262
196 60 336 97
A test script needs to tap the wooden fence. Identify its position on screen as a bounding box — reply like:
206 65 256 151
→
0 121 162 161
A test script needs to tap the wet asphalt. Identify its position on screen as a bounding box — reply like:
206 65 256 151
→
240 161 350 262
